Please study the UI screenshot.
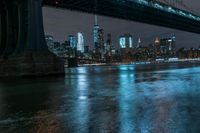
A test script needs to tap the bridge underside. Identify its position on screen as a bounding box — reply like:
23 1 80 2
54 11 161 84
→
44 0 200 34
0 0 64 77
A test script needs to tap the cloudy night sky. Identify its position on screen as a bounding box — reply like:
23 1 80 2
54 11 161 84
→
42 0 200 49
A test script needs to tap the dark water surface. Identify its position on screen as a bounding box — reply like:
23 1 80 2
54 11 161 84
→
0 64 200 133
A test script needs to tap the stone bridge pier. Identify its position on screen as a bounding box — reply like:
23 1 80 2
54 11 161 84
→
0 0 64 76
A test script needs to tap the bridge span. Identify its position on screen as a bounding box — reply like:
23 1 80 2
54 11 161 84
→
44 0 200 34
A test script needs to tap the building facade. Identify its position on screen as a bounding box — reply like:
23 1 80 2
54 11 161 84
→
77 32 85 53
119 34 134 49
45 35 54 51
68 35 77 48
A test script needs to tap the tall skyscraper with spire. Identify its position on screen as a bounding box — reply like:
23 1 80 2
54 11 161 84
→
93 15 100 51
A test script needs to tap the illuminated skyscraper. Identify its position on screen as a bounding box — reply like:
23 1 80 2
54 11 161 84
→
119 37 126 48
154 37 161 56
119 34 134 60
154 34 176 57
68 35 77 48
93 15 100 46
98 29 104 49
77 32 84 53
119 34 134 49
160 34 176 56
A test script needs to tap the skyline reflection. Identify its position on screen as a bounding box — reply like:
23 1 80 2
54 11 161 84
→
0 64 200 132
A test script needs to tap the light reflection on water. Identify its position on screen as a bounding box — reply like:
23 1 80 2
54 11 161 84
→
0 64 200 133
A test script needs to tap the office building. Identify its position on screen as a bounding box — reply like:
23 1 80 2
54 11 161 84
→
119 34 134 49
93 15 100 48
77 32 85 53
68 35 77 48
153 34 176 58
45 35 54 50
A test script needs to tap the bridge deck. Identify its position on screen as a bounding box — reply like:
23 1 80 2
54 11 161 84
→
43 0 200 34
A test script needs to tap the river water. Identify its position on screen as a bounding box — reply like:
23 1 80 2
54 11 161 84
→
0 63 200 133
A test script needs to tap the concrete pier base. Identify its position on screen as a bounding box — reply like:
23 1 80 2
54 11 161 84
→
0 52 64 77
0 0 66 77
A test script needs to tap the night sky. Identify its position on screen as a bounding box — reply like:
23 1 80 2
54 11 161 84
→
43 0 200 49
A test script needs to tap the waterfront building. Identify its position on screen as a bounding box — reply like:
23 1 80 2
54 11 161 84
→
45 35 54 51
105 34 112 55
53 41 61 55
98 29 105 53
93 28 105 60
93 15 100 49
159 35 176 57
119 34 134 49
84 45 89 53
68 35 77 48
154 37 161 56
119 33 134 56
154 34 176 58
119 34 134 62
54 41 61 47
104 33 112 62
77 32 85 53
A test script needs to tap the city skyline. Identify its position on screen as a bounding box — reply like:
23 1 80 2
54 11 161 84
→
43 1 200 49
0 1 200 132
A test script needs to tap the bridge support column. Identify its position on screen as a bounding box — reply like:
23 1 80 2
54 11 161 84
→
2 2 18 57
0 5 7 56
0 0 64 77
13 1 27 54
